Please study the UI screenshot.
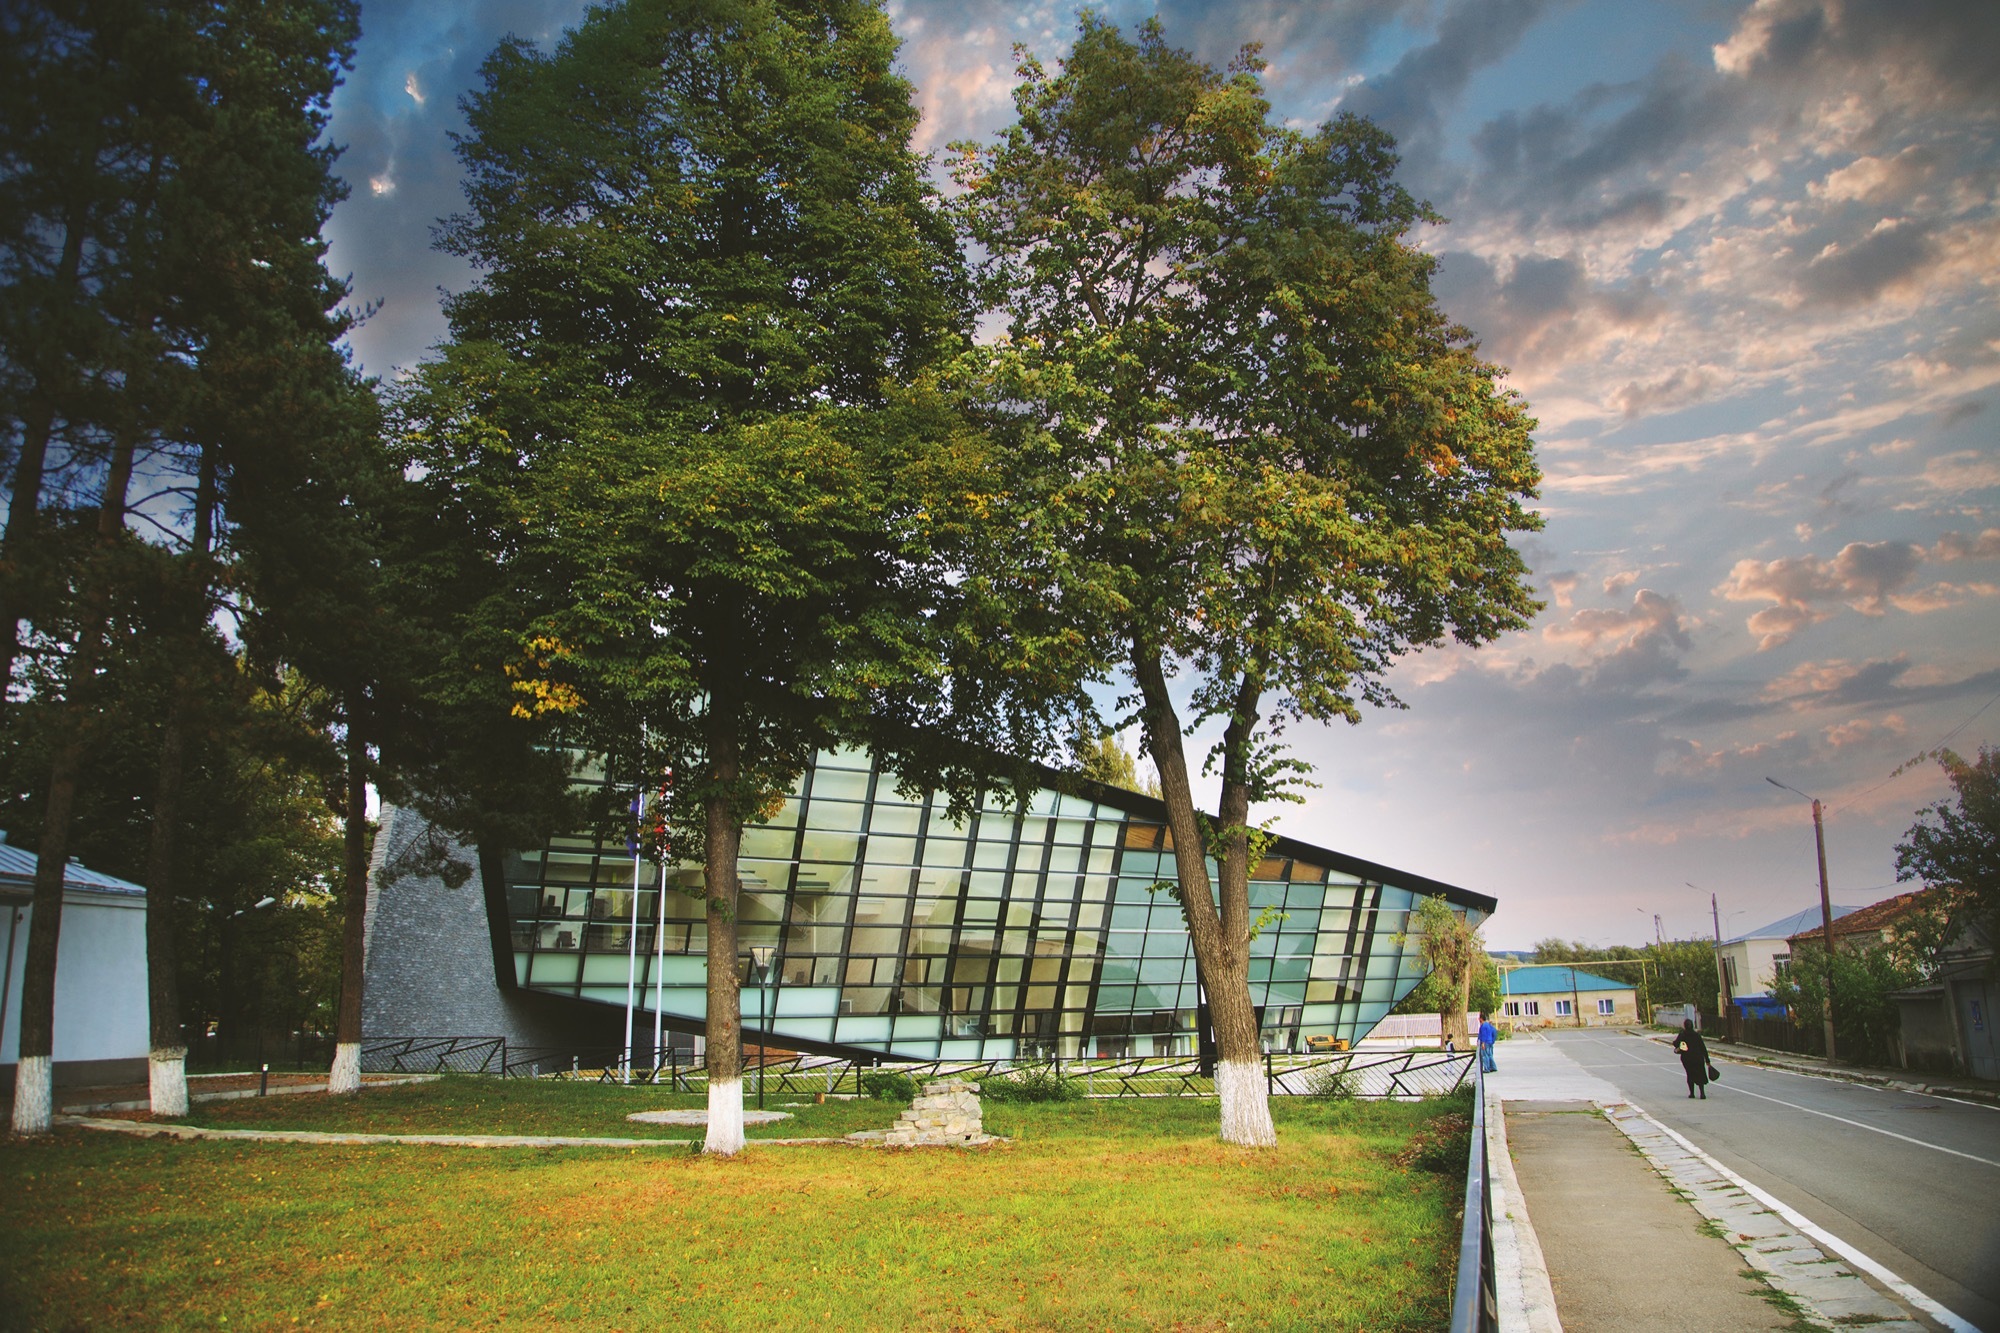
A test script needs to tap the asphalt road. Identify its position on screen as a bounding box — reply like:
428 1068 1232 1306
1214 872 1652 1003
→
1544 1029 2000 1332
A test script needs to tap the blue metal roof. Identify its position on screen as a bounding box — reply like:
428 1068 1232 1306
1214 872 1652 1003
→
1502 965 1633 994
1728 904 1859 943
0 832 146 898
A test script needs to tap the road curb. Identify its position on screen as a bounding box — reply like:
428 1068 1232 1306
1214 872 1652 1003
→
1602 1100 1975 1332
1484 1076 1563 1333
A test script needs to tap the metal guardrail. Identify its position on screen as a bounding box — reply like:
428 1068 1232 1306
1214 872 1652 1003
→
360 1036 507 1075
1449 1060 1497 1333
359 1038 1476 1101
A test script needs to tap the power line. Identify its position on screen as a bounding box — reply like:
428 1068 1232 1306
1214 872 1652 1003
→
1829 685 2000 815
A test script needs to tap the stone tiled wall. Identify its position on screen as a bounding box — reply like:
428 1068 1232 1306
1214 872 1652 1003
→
362 805 622 1052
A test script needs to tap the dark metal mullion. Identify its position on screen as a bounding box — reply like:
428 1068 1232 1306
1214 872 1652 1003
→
820 765 871 1039
930 798 978 1043
1346 882 1385 1041
1079 807 1128 1056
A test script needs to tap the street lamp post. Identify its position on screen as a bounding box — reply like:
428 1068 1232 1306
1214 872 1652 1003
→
1766 778 1838 1063
749 945 775 1110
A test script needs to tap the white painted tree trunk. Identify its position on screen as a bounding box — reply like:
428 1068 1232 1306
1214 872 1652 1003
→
9 1055 53 1136
327 1041 361 1095
703 1075 744 1155
1216 1058 1277 1147
149 1047 189 1117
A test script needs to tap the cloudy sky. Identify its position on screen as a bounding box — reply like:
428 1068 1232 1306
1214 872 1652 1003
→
324 0 1999 950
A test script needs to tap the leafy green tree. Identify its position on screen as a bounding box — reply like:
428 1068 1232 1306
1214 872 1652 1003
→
1772 941 1917 1064
1405 896 1485 1048
1077 733 1140 791
951 18 1541 1145
1396 948 1497 1022
398 0 981 1154
1896 746 1999 949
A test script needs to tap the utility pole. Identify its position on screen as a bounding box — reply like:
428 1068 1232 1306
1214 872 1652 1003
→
1768 778 1838 1063
1711 892 1727 1014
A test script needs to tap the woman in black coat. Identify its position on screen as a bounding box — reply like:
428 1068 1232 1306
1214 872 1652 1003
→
1672 1018 1710 1099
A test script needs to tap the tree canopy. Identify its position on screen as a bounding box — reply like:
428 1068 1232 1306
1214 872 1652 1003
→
1896 746 2000 944
396 0 990 1153
951 15 1542 1145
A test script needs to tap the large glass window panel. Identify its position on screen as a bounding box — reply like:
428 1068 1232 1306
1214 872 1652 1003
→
1043 844 1082 875
864 835 919 866
849 927 902 954
1138 957 1185 985
960 897 1000 924
543 852 596 884
911 867 962 901
842 987 892 1015
796 829 860 863
1109 902 1150 930
995 957 1024 983
1073 902 1106 932
793 863 856 898
928 811 973 838
909 927 955 956
529 953 580 986
1012 843 1046 874
739 827 795 859
864 800 916 832
809 767 871 801
854 895 909 925
971 840 1013 870
911 899 957 929
920 839 968 869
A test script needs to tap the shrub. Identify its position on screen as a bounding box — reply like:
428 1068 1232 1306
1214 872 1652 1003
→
981 1064 1083 1103
1396 1108 1473 1174
860 1070 916 1102
1304 1063 1357 1100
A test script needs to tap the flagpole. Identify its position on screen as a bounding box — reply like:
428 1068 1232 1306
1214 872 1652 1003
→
652 772 670 1075
623 786 642 1085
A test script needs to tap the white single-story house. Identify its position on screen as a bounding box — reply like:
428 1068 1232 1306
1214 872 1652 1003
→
1 832 150 1090
1498 965 1640 1027
1716 903 1859 1005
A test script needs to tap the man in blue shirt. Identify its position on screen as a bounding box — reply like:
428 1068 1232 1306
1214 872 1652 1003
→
1477 1012 1499 1073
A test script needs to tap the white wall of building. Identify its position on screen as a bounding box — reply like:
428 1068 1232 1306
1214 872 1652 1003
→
1 893 149 1067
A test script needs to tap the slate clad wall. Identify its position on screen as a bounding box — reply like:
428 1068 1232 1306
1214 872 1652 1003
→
362 805 621 1053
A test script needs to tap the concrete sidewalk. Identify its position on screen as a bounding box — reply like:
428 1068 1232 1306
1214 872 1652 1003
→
1487 1032 1932 1333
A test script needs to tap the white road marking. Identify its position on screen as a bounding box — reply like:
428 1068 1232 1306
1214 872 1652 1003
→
1702 1082 2000 1168
1623 1103 1980 1333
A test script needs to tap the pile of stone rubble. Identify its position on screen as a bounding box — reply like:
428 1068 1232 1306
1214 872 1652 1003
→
847 1077 995 1147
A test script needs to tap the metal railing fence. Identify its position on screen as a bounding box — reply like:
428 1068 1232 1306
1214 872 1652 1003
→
1449 1060 1497 1333
356 1038 1476 1100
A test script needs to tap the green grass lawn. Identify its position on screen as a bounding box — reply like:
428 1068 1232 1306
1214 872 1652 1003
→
2 1083 1470 1331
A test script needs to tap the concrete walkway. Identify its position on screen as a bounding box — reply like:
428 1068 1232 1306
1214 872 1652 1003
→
54 1114 857 1148
1489 1031 1934 1333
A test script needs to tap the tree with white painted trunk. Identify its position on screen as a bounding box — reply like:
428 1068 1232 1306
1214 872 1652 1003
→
396 0 983 1155
952 17 1542 1145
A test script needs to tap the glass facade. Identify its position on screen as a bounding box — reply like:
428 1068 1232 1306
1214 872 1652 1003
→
501 748 1493 1060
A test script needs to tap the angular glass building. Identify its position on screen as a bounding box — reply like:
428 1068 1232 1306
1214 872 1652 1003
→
498 748 1493 1061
